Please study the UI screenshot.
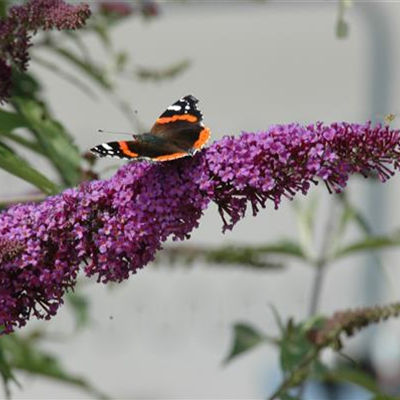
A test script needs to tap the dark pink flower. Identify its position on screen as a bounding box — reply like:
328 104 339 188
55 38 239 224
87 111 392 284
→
98 2 134 17
98 1 159 19
1 121 399 332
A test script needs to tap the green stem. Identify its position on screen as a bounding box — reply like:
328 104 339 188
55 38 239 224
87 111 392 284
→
308 200 340 316
268 348 321 400
32 54 98 100
299 200 340 398
308 258 327 316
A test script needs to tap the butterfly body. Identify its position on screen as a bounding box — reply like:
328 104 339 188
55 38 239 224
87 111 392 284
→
91 95 210 162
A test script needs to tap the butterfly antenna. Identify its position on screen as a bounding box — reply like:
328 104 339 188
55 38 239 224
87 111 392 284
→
97 129 133 136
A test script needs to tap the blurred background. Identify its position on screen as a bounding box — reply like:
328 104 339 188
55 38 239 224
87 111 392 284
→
2 1 400 398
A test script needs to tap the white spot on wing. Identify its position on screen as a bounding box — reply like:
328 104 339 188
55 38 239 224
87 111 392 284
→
102 143 113 150
168 105 181 111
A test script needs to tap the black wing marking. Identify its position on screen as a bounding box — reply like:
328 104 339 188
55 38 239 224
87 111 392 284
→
154 95 203 123
91 137 190 161
91 141 134 160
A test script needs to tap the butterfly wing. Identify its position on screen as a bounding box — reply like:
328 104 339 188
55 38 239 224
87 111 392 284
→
150 95 210 152
90 137 189 161
153 95 203 124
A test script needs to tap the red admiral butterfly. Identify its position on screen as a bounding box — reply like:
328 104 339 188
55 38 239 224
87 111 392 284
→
90 95 211 162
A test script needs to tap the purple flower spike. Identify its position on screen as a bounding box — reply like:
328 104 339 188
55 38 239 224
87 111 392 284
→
204 122 400 229
1 121 400 332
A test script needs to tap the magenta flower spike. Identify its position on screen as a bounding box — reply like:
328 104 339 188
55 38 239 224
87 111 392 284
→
1 121 400 333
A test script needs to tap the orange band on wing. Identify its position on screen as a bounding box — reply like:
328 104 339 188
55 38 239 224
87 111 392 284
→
156 114 197 124
193 127 211 150
154 152 188 161
119 141 138 157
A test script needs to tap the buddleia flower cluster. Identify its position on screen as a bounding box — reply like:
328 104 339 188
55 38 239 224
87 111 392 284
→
0 121 400 333
309 302 400 347
0 0 91 102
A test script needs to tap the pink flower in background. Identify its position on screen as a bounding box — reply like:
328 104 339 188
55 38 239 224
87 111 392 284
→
98 1 159 19
0 121 399 333
8 0 91 31
0 0 91 102
98 2 134 17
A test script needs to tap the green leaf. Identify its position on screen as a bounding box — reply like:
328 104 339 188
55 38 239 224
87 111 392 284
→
32 55 98 100
0 1 8 18
0 108 45 154
0 108 26 132
91 23 112 50
135 59 191 82
0 142 59 195
334 196 355 238
224 323 266 364
115 52 128 72
325 198 355 257
353 209 373 234
0 339 18 399
269 303 285 334
65 292 90 331
337 194 373 235
336 19 349 38
13 97 82 186
334 233 400 260
335 194 390 283
316 367 392 398
48 45 112 90
206 244 286 269
257 240 306 259
280 317 323 374
336 1 352 39
11 70 42 100
293 197 318 260
0 131 45 155
2 335 109 400
160 240 304 270
281 325 312 374
64 31 94 65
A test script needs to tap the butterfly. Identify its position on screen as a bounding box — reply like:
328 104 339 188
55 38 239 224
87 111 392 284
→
90 95 211 161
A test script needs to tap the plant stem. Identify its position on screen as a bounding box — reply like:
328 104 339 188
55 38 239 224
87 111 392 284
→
299 200 340 398
268 348 321 400
308 201 340 316
308 258 327 316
